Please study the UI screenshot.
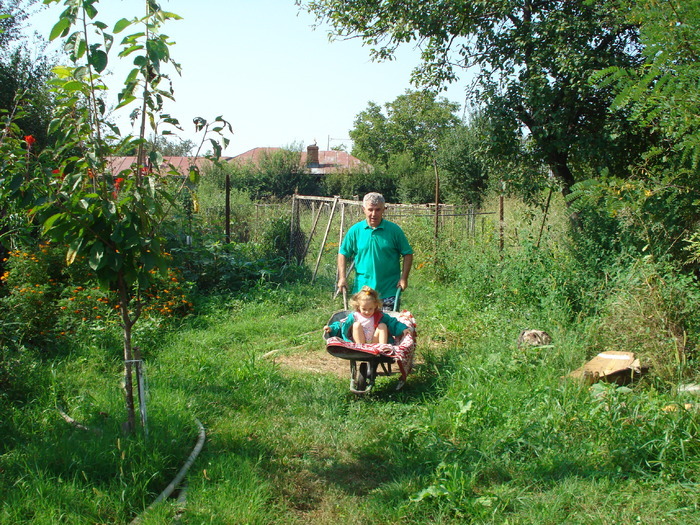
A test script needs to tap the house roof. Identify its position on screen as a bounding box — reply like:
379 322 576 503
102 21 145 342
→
231 147 370 175
106 156 231 176
106 146 368 177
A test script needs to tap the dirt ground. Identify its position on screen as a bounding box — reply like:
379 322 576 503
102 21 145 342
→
267 347 424 381
269 349 348 378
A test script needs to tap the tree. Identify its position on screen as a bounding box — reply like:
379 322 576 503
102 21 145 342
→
348 89 462 203
0 0 34 49
120 134 197 156
0 0 54 277
438 115 489 207
0 0 231 433
302 0 649 202
569 0 700 267
227 147 320 200
350 89 461 170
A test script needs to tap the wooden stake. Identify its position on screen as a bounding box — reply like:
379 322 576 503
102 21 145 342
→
301 200 326 260
312 197 339 282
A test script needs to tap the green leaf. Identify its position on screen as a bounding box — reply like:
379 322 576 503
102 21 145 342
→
42 213 65 233
188 166 200 184
49 18 71 41
148 150 164 169
89 49 108 73
89 242 106 271
114 18 132 33
62 80 86 93
66 247 78 266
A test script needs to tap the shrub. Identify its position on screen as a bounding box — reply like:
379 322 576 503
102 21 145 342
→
584 259 700 382
0 242 195 351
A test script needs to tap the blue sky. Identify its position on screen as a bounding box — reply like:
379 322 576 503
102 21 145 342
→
28 0 468 156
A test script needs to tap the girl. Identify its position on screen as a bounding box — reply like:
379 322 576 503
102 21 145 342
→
324 286 410 344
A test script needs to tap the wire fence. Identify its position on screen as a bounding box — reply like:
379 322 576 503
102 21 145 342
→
288 195 498 284
196 194 500 286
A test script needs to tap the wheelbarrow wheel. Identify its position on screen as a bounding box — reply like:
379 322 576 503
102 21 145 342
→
354 361 369 392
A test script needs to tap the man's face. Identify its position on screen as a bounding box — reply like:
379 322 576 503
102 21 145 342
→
363 203 385 228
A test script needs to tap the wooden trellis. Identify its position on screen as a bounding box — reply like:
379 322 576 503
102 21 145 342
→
289 195 496 283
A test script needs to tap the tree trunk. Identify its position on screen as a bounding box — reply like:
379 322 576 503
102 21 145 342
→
117 274 136 434
548 154 581 229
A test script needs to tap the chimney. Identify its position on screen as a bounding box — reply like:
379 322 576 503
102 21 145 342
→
307 143 320 167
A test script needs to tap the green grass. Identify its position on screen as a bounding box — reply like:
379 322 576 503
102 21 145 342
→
2 197 700 523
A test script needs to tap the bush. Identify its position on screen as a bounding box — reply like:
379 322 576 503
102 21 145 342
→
321 166 398 202
583 259 700 382
0 242 195 352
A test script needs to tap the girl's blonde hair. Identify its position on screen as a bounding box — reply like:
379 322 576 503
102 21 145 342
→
350 286 381 311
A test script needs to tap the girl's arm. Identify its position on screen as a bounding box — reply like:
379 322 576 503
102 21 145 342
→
383 314 410 338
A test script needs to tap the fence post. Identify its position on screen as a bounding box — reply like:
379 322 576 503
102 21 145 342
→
337 202 346 283
289 194 300 262
536 187 553 249
499 183 505 257
433 158 440 244
224 172 231 244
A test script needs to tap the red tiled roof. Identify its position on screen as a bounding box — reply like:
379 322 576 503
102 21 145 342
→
231 147 370 174
106 156 231 176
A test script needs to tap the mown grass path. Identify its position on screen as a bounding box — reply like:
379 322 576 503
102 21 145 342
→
3 274 699 524
138 278 700 524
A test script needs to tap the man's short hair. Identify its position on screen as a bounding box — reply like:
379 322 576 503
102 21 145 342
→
363 192 385 207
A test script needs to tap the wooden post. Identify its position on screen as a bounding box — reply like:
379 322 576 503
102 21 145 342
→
337 202 346 283
433 158 440 264
301 200 326 261
433 158 440 243
288 194 299 262
499 182 505 257
134 347 148 437
312 197 339 282
224 172 231 244
536 187 553 249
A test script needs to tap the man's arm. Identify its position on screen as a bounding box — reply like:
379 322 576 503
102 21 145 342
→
337 253 348 291
398 253 413 290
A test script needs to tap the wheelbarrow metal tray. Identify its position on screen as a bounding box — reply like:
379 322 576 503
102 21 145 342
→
326 344 395 363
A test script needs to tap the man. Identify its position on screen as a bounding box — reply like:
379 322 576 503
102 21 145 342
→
337 192 413 310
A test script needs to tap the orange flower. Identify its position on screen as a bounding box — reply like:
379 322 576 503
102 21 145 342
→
24 135 36 147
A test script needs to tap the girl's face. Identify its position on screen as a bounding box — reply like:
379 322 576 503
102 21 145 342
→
357 296 377 317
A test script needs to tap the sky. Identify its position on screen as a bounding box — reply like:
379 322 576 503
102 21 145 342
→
26 0 469 156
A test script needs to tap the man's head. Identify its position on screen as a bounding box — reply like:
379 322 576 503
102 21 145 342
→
362 193 386 228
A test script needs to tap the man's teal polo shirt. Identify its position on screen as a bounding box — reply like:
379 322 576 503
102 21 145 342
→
339 219 413 299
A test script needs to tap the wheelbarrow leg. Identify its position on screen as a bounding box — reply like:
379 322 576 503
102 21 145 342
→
350 360 357 391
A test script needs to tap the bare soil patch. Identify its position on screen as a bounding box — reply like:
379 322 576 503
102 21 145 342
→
270 349 347 378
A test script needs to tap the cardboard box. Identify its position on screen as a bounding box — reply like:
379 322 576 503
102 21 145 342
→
568 351 645 385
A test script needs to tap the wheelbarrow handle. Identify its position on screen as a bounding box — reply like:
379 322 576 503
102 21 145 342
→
394 286 402 312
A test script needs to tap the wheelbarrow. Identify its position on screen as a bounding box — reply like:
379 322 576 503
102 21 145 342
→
324 288 416 395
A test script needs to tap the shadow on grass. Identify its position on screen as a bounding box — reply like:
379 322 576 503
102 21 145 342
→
361 349 463 403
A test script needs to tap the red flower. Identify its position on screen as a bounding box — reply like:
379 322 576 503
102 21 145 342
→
24 135 36 147
115 177 125 190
